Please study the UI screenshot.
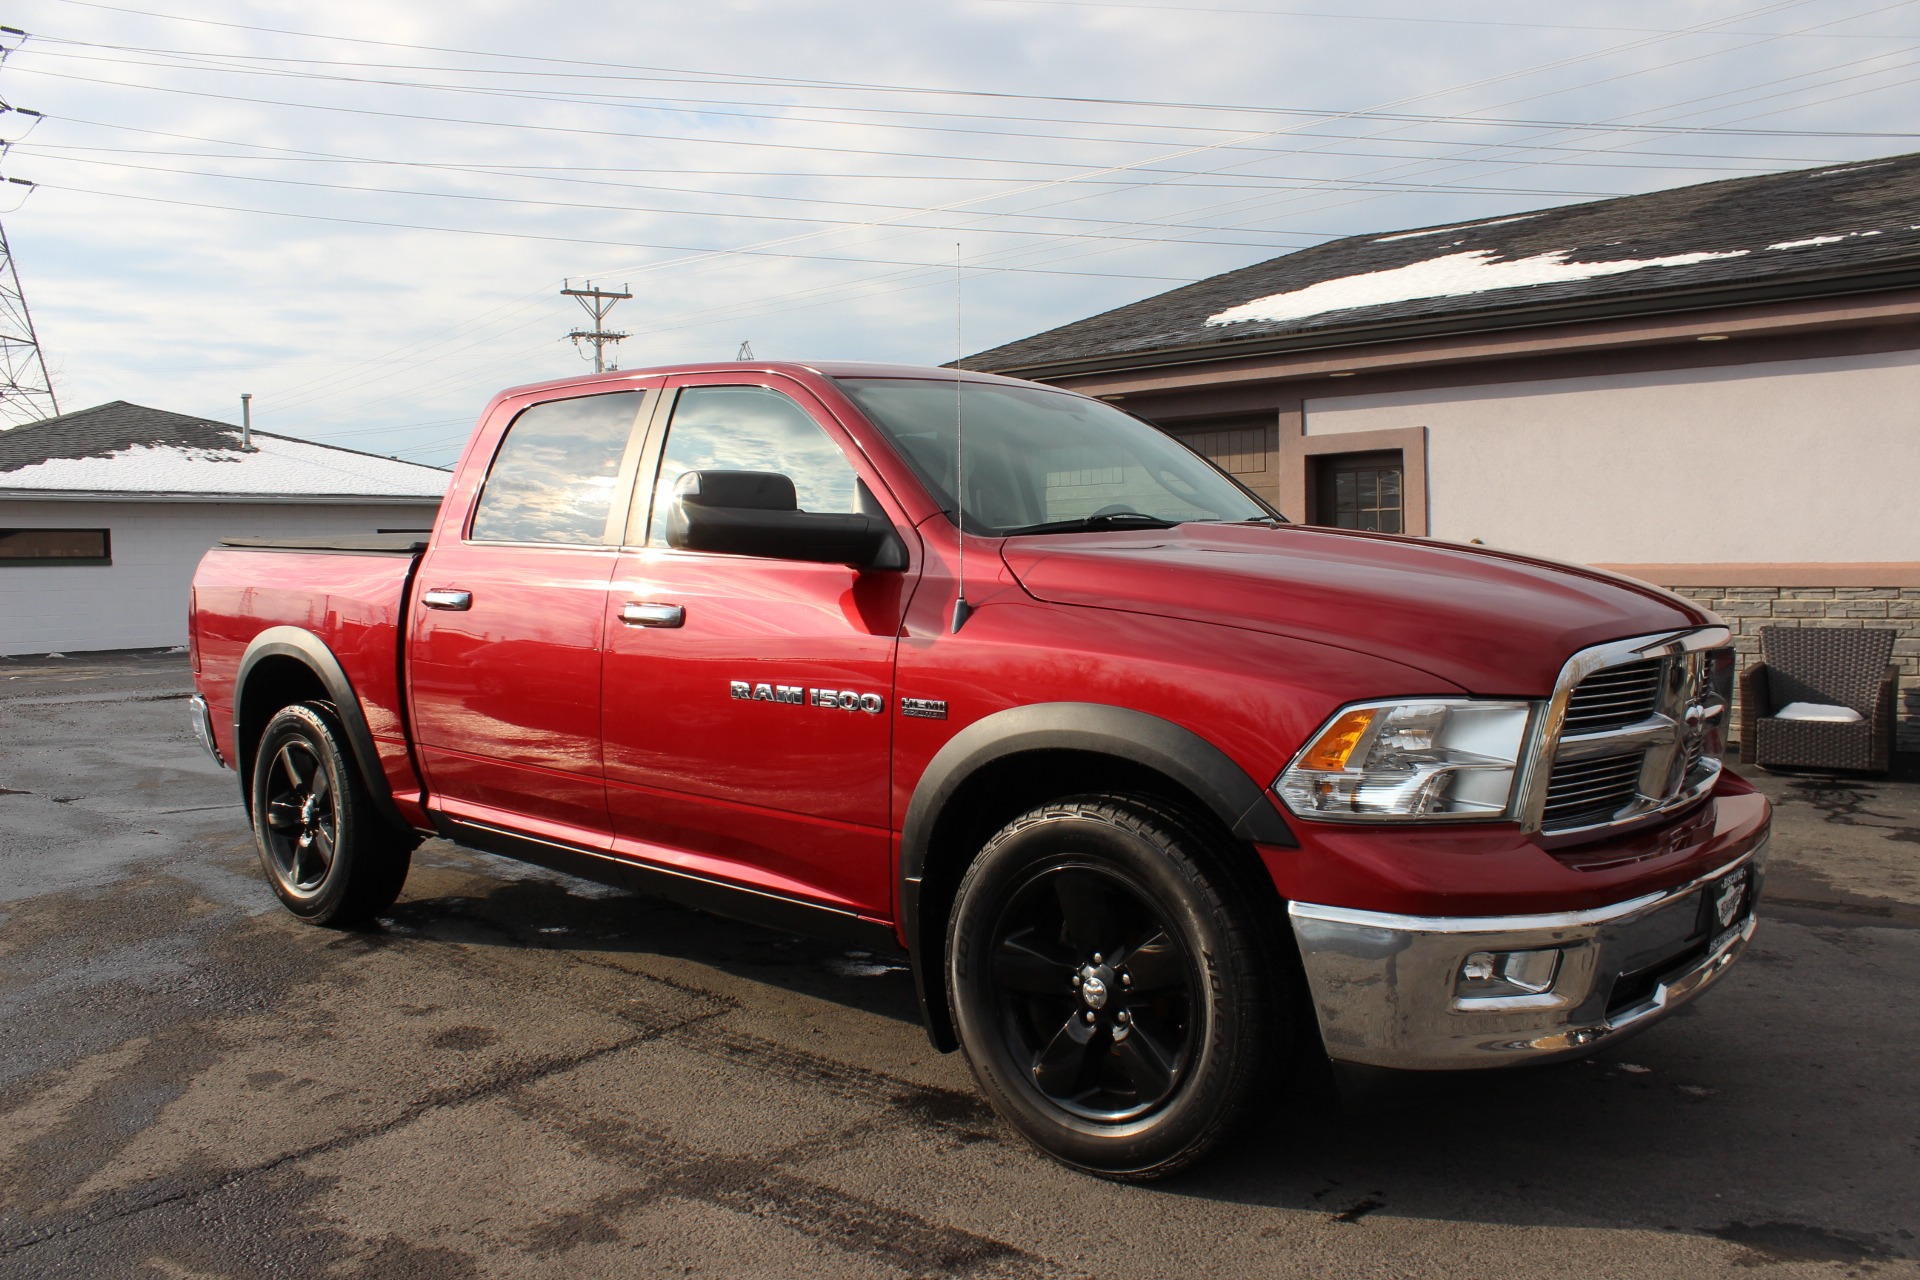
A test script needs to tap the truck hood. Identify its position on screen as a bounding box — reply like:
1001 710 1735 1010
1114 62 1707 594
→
999 523 1713 695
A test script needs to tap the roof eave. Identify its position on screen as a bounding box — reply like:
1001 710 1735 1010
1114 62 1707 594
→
972 259 1920 380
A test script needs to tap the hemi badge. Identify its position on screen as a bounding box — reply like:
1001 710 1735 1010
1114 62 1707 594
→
902 698 948 720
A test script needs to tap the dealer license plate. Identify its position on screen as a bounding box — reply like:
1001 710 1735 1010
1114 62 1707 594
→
1701 865 1754 951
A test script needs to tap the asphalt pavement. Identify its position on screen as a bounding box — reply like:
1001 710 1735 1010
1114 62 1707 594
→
1 650 1915 1279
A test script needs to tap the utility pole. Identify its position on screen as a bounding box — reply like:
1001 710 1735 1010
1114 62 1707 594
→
562 280 631 373
0 216 57 427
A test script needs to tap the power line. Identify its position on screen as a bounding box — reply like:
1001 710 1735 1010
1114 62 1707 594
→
37 0 1920 111
974 0 1920 37
31 180 1212 281
27 34 1920 146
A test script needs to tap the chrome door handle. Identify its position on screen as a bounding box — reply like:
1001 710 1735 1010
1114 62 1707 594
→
421 588 472 611
620 601 685 628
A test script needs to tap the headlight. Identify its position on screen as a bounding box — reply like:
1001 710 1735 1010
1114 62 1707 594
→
1276 699 1536 821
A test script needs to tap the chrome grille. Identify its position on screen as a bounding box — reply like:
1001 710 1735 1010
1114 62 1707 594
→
1528 631 1731 838
1541 753 1644 829
1560 659 1663 734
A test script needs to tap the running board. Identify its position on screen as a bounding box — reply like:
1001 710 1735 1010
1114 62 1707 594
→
436 815 899 952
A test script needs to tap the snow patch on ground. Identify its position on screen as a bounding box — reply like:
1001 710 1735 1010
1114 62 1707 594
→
1205 247 1750 327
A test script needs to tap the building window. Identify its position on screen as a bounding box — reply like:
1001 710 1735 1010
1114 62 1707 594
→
1314 450 1404 533
0 528 112 566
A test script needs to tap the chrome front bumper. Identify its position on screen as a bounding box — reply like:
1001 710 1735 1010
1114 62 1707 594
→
1288 834 1768 1071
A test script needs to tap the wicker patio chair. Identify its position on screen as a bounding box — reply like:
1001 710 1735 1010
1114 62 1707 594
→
1740 625 1898 773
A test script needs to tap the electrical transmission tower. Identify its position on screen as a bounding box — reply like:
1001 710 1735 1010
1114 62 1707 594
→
0 26 57 425
0 217 57 426
562 280 631 373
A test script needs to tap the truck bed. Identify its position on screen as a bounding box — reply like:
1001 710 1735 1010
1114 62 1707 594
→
192 542 429 825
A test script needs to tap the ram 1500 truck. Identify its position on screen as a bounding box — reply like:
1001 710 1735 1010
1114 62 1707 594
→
188 361 1770 1178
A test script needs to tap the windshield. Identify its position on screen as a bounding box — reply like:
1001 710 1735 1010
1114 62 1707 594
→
836 377 1273 536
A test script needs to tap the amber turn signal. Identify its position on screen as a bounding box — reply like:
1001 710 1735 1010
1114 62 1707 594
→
1299 708 1377 772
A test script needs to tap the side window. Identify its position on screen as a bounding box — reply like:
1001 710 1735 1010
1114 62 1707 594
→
646 386 862 546
470 391 646 545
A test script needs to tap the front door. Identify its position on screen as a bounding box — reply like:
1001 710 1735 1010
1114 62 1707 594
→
409 386 653 846
600 376 915 916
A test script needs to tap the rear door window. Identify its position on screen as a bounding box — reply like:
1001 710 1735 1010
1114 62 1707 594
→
470 391 649 545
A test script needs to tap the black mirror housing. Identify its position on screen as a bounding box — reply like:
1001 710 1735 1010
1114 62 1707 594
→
667 470 903 567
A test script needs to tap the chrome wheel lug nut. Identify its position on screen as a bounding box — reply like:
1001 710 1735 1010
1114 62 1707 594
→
1117 1011 1130 1024
1071 975 1082 987
1084 1011 1096 1024
1092 953 1104 965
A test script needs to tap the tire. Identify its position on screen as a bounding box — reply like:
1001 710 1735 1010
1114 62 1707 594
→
946 793 1283 1179
250 701 414 927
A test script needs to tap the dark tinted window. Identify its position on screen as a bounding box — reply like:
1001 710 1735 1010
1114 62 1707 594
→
470 392 645 545
646 386 860 545
0 528 111 564
1315 450 1403 534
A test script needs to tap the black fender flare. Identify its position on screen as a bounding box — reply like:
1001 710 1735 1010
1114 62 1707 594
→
898 701 1295 1050
234 625 411 834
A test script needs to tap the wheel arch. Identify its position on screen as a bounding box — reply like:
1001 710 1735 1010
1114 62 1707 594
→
235 626 411 834
899 702 1295 1052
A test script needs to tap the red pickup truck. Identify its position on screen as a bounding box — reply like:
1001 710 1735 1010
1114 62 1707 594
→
188 361 1770 1178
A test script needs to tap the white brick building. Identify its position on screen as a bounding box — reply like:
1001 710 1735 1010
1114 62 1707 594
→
0 402 446 656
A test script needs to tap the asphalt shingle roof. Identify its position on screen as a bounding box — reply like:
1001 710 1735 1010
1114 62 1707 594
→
965 151 1920 374
0 401 448 498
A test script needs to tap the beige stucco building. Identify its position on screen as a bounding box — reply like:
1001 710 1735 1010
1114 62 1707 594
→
967 153 1920 750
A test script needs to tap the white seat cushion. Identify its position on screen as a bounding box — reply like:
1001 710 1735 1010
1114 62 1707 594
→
1772 701 1864 723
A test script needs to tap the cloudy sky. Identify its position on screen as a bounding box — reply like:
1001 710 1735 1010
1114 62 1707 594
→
1 0 1916 464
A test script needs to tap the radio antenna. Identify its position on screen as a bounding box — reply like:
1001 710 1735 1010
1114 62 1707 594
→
950 243 972 633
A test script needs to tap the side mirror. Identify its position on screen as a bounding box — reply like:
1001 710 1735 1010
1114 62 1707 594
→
666 470 903 568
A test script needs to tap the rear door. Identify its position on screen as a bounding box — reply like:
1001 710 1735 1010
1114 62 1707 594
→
408 385 655 846
599 374 916 916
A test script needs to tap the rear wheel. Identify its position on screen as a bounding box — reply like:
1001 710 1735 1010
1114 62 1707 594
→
947 794 1282 1179
251 702 413 926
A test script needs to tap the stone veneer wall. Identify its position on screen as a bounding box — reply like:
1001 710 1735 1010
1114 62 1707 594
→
1665 586 1920 753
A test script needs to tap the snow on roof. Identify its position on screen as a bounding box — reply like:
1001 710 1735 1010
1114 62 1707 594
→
0 402 448 500
965 150 1920 373
1206 248 1748 327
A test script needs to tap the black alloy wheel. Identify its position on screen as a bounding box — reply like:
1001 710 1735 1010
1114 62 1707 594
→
989 862 1199 1122
947 794 1284 1179
250 702 415 926
260 734 337 898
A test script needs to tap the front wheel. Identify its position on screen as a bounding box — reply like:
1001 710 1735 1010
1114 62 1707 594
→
250 701 413 926
947 794 1283 1179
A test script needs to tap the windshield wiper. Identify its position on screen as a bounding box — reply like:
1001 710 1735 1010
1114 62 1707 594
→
999 512 1183 536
